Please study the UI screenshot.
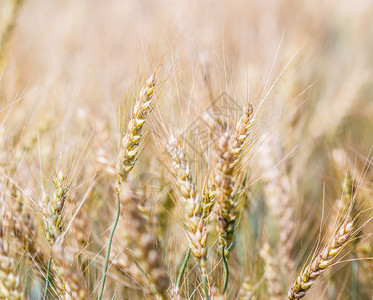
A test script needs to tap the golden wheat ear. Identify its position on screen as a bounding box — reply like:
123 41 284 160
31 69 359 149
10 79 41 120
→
117 74 156 186
165 137 209 298
99 72 160 299
165 138 207 270
288 220 354 299
214 132 237 253
44 171 69 245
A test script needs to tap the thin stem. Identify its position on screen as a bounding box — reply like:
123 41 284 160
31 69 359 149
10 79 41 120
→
43 256 52 300
176 247 191 290
351 256 358 300
98 192 121 300
221 246 229 294
202 272 210 300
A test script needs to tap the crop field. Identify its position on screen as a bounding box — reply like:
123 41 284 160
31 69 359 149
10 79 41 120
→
0 0 373 299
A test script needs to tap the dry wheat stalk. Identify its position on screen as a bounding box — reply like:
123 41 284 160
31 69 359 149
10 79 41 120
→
260 243 283 300
166 138 208 274
120 184 170 298
117 74 156 185
52 243 86 300
0 238 21 300
288 220 354 299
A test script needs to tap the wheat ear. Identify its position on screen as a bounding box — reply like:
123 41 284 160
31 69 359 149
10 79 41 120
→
260 243 283 300
99 73 157 299
204 104 254 216
215 132 237 251
0 238 21 300
288 220 354 299
52 243 86 300
214 132 240 293
116 74 156 185
258 138 295 278
166 139 208 271
44 171 69 244
166 139 209 298
230 104 254 168
211 106 254 292
42 171 69 298
3 188 39 262
121 185 170 298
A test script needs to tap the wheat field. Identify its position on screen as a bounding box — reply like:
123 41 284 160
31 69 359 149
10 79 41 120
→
0 0 373 299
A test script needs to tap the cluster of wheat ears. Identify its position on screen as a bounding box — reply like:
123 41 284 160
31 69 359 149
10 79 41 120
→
0 0 373 299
